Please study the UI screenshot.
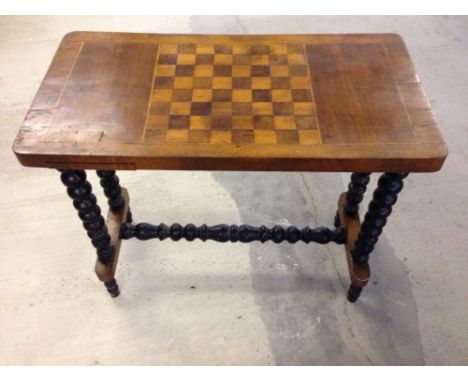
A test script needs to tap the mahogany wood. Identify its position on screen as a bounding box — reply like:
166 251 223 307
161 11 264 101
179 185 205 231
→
13 32 447 172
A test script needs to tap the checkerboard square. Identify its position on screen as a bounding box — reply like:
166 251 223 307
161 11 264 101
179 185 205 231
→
233 77 251 89
169 115 190 129
254 130 276 143
272 89 292 102
158 54 177 65
190 116 211 130
253 102 273 115
270 54 288 65
172 89 192 102
271 77 290 89
191 102 212 115
232 89 252 102
276 130 299 144
293 102 315 115
233 102 252 115
251 45 270 55
251 55 270 65
213 77 232 89
194 65 214 76
214 54 233 65
152 89 173 102
192 89 213 102
173 77 193 89
232 130 254 144
232 116 254 130
251 65 270 77
154 77 174 89
273 102 294 115
196 54 214 64
214 65 232 76
253 89 272 102
233 54 250 65
295 116 317 130
233 45 250 54
188 130 211 143
212 117 232 131
212 102 233 116
232 65 251 77
274 116 296 129
175 65 194 76
147 116 169 130
170 102 191 115
291 89 313 102
210 130 232 143
177 54 196 65
298 130 320 144
271 65 289 77
156 65 176 76
193 77 213 89
254 116 274 129
196 44 215 54
213 89 232 102
152 102 171 115
287 44 303 54
215 45 232 54
289 65 308 77
290 77 309 89
251 78 271 89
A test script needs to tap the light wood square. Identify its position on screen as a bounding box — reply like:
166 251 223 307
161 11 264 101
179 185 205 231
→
293 102 315 115
254 130 277 144
173 77 194 89
214 54 233 65
233 89 252 102
210 131 232 143
156 65 176 76
272 89 292 102
251 77 271 89
190 116 211 130
253 102 273 115
298 130 320 144
194 65 214 76
177 54 196 65
192 89 212 102
232 65 251 77
271 65 289 77
169 102 191 115
152 89 173 102
213 77 232 89
274 116 296 129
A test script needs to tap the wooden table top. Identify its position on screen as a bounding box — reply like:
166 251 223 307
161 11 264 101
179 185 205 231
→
13 32 447 172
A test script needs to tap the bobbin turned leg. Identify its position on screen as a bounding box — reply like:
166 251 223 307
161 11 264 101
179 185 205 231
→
60 170 120 297
335 173 370 227
347 172 408 302
96 170 132 223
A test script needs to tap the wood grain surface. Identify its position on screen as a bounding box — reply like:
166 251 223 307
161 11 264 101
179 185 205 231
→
13 32 447 172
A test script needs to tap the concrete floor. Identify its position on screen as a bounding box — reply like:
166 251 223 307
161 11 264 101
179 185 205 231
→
0 16 467 365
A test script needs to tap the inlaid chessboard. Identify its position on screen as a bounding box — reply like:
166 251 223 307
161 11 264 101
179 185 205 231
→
145 43 320 145
13 32 447 172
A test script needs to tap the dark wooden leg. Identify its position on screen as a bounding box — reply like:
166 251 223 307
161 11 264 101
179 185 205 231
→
96 170 133 223
347 172 408 302
60 170 120 297
335 173 370 227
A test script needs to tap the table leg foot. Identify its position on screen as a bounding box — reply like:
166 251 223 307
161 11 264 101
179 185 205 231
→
104 278 120 298
347 283 363 303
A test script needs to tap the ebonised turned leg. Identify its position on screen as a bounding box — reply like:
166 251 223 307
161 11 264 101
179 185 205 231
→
347 172 408 302
96 170 132 223
60 170 120 297
335 173 371 227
